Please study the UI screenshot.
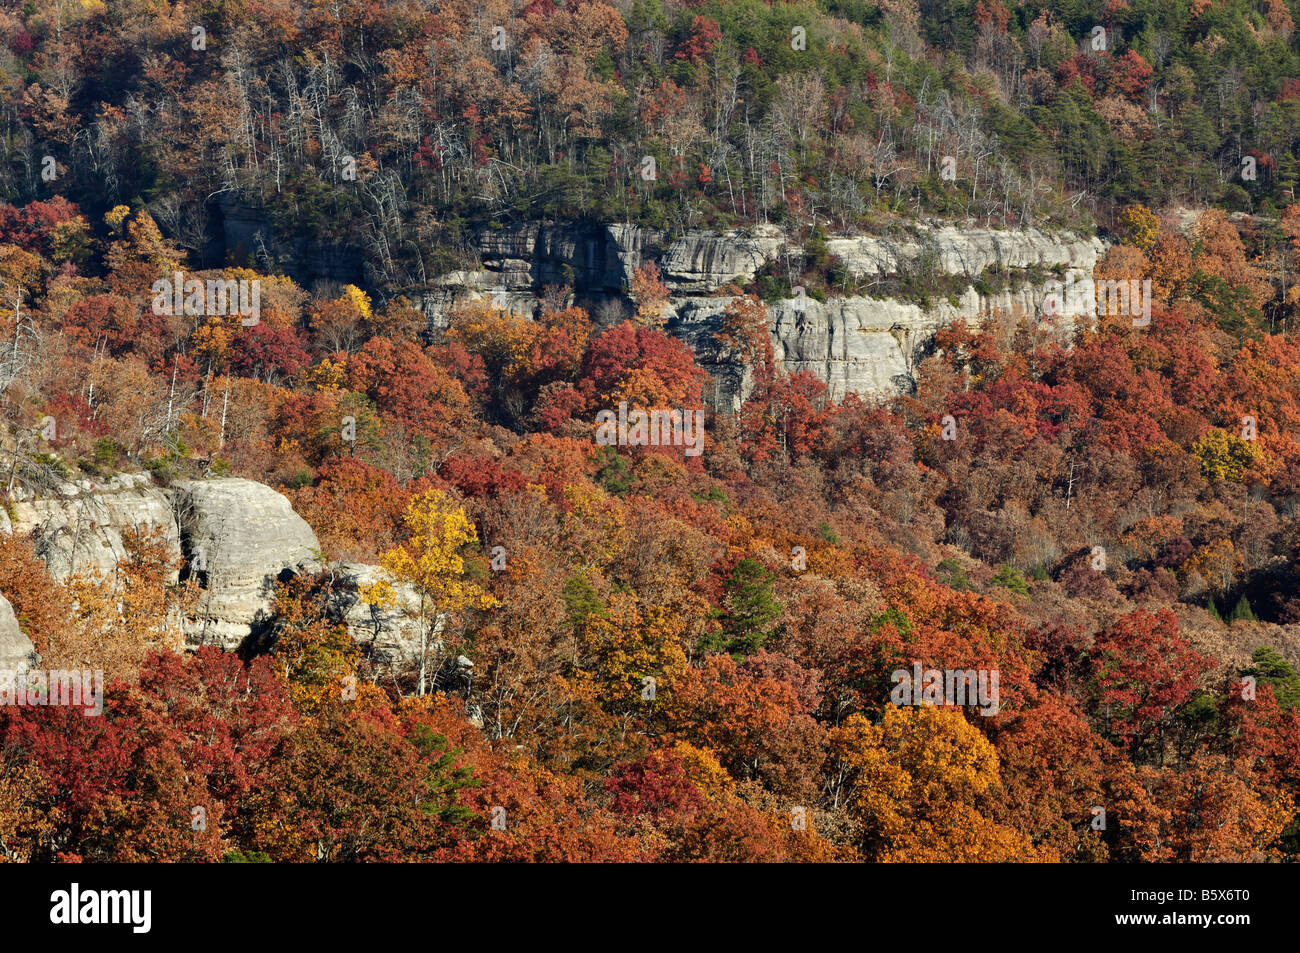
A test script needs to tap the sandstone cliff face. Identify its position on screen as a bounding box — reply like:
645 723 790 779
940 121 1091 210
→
671 281 1096 408
3 473 179 583
422 221 1105 405
0 593 37 673
423 222 787 325
2 474 430 665
820 226 1103 279
209 201 1104 404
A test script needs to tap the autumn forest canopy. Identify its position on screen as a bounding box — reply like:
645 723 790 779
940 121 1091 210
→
1 0 1300 867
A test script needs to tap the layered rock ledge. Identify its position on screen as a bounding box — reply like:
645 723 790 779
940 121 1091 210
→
417 221 1105 407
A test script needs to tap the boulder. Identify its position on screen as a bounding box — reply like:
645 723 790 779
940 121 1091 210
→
1 474 455 668
170 478 321 648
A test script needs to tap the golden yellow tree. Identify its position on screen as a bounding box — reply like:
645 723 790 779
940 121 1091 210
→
364 489 498 695
829 705 1056 862
1118 204 1160 251
0 756 53 863
446 298 539 382
104 208 181 274
1191 428 1263 482
341 284 373 323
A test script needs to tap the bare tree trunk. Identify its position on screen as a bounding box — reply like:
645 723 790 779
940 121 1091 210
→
218 377 230 450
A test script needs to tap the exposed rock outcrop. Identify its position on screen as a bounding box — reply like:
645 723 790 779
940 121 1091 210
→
422 222 787 326
2 474 434 666
671 281 1096 408
820 226 1104 279
420 221 1106 404
4 473 180 583
172 478 322 648
0 593 37 673
332 563 442 667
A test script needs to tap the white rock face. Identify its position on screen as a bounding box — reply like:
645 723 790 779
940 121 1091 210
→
671 277 1096 408
423 220 1105 403
1 474 325 649
657 225 787 291
822 226 1105 279
768 282 1095 403
170 478 322 648
469 222 784 290
0 593 37 673
2 475 444 666
5 474 181 583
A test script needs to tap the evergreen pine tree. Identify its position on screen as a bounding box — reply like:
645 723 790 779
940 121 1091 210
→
703 558 782 657
1228 595 1258 623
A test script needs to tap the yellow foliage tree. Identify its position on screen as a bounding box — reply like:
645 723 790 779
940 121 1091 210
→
829 706 1056 862
306 356 348 391
447 298 539 381
105 208 181 274
365 489 498 695
191 316 235 372
341 284 373 322
561 484 628 572
103 204 130 234
0 755 54 862
577 591 690 715
672 741 736 799
1118 204 1160 251
1191 428 1263 482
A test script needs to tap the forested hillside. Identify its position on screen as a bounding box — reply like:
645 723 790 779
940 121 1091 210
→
1 0 1298 288
1 0 1300 863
